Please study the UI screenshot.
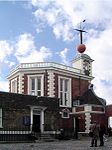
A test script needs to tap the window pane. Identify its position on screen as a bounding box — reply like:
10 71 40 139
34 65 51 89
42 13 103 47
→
65 93 68 106
31 91 35 95
37 78 41 90
65 80 68 92
60 92 63 105
60 79 63 91
31 78 35 90
63 112 68 118
37 91 41 96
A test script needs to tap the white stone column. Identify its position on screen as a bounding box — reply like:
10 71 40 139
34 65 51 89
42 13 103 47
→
47 70 55 97
85 112 91 132
41 110 44 133
84 105 92 132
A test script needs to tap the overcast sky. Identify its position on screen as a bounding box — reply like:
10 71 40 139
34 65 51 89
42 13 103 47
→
0 0 112 104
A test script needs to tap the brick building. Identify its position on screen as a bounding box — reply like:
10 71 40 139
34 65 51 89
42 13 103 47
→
6 49 109 135
0 91 60 141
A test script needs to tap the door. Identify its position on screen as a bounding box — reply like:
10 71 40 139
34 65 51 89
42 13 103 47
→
32 115 40 132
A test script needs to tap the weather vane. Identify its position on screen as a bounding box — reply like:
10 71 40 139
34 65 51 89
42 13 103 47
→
75 20 86 44
74 20 87 53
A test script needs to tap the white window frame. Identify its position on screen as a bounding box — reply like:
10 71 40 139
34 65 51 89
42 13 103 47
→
108 117 112 128
62 111 70 118
28 74 44 96
0 109 2 128
58 76 71 107
11 78 17 93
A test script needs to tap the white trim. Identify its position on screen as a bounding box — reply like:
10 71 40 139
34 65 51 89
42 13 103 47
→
61 112 70 118
7 62 93 81
72 111 105 114
30 106 46 133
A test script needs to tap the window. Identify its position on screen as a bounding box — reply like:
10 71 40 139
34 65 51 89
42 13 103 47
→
73 100 80 106
11 78 17 93
61 108 70 118
23 116 30 126
28 75 44 96
0 109 2 128
58 77 71 107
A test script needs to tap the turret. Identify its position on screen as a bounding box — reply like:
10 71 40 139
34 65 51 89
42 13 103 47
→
71 20 94 76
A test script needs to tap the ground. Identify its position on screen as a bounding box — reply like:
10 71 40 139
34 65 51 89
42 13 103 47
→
0 137 112 150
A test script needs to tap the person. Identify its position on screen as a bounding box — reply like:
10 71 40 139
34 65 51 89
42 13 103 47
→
89 121 100 147
99 124 105 146
107 126 111 136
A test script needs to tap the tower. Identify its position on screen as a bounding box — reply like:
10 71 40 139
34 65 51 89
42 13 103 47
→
71 20 94 77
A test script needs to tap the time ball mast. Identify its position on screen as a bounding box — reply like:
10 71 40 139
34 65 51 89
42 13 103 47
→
75 20 86 53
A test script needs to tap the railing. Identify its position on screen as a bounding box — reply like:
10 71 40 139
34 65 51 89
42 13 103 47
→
9 62 81 75
0 127 32 142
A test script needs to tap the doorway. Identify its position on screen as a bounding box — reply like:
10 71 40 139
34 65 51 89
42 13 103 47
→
32 114 40 133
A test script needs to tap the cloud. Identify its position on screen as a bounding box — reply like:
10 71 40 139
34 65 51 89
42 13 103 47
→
30 0 112 104
17 46 52 63
15 33 35 57
57 48 70 65
30 0 112 41
86 27 112 104
0 79 8 92
0 41 13 62
13 33 52 63
0 32 52 92
0 41 14 74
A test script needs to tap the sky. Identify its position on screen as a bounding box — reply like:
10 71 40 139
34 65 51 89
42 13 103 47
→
0 0 112 104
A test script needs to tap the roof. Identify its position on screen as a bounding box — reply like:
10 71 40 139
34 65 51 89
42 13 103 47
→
7 62 81 79
0 91 59 110
76 89 106 106
73 53 94 62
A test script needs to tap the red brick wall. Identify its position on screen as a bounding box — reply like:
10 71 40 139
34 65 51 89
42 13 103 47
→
72 78 89 98
60 115 74 129
106 105 112 117
54 73 89 100
91 113 106 128
76 106 84 112
78 114 85 132
54 73 58 98
44 70 48 96
92 106 104 112
72 78 80 97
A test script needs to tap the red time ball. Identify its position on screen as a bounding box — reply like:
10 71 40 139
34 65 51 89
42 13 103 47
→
77 44 86 53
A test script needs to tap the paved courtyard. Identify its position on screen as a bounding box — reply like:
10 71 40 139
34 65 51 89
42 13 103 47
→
0 137 112 150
